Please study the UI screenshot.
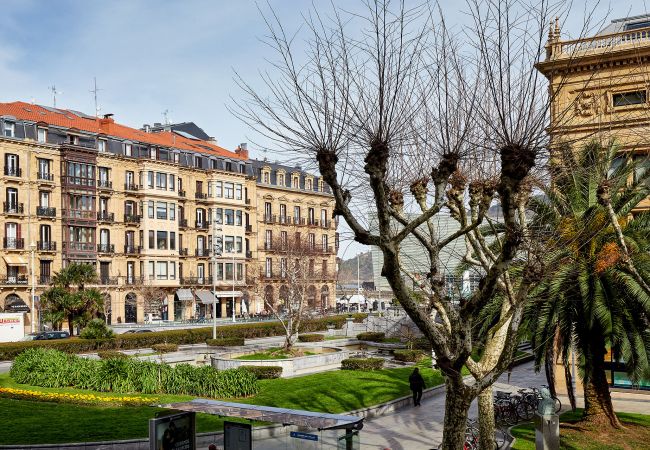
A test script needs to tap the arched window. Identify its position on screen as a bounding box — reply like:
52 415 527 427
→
307 285 317 308
264 285 275 309
3 293 29 312
279 285 289 306
320 285 330 309
125 292 137 323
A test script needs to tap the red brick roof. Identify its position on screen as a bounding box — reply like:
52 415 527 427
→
0 101 244 160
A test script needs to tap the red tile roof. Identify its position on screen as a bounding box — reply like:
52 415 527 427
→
0 101 244 160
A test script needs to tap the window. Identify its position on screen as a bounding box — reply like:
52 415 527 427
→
197 235 206 251
217 263 224 280
237 263 243 281
322 260 328 275
98 139 106 152
225 209 234 225
3 121 15 138
322 234 328 251
148 230 155 249
236 237 243 253
156 172 167 189
265 258 272 277
169 175 175 191
196 180 203 195
169 203 175 220
170 232 176 250
280 204 287 222
265 230 273 249
66 161 95 186
147 171 154 188
294 206 301 222
613 90 647 107
157 261 168 280
215 181 222 197
235 210 242 226
306 179 313 190
39 191 50 207
278 173 285 186
263 171 270 184
156 202 167 220
309 233 315 249
40 260 51 282
215 208 223 224
308 208 315 224
293 175 299 188
38 159 50 177
99 228 109 245
170 262 176 280
6 187 18 207
280 231 288 248
125 170 135 187
235 184 242 200
224 182 234 199
157 231 168 250
150 147 156 159
280 258 287 278
41 224 52 243
264 202 272 220
225 263 234 280
5 153 19 175
148 201 154 219
321 209 327 225
225 235 234 252
208 183 213 197
624 20 650 31
309 259 315 276
37 128 47 143
124 143 132 157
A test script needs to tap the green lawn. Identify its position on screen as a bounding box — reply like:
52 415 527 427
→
233 347 316 360
0 359 442 445
511 409 650 450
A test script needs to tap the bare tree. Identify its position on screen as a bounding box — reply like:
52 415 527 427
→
248 234 324 351
233 1 598 448
135 280 167 321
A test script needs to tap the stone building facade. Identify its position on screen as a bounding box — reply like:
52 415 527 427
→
0 101 336 332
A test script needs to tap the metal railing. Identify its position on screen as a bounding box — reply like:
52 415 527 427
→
3 202 24 214
97 180 113 189
37 241 56 251
124 214 141 224
3 167 22 177
3 237 24 249
97 243 115 253
97 212 115 222
36 206 56 217
37 172 54 181
124 245 142 255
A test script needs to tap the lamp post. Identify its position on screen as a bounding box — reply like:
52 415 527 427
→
211 212 223 340
231 249 236 323
29 242 36 333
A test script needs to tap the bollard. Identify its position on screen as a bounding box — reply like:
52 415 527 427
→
534 413 559 450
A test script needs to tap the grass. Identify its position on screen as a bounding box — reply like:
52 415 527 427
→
0 359 443 445
511 409 650 450
325 335 348 340
234 347 316 360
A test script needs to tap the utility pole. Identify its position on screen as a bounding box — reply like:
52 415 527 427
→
211 207 223 340
232 250 236 323
30 242 36 333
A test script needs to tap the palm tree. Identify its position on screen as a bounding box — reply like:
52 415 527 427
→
41 263 104 335
526 141 650 428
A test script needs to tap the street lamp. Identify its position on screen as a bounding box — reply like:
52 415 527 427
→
230 248 236 323
29 242 37 333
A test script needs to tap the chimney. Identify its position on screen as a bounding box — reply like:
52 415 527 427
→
236 142 249 159
142 124 151 133
99 113 114 132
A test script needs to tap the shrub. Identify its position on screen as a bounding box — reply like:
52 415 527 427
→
206 337 245 347
356 332 385 342
297 334 324 342
0 315 353 361
10 348 258 398
352 313 367 323
152 343 178 353
79 319 115 339
243 365 283 379
393 349 426 362
97 350 128 360
413 337 432 351
341 357 384 370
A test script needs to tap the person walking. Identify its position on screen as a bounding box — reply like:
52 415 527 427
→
409 367 425 406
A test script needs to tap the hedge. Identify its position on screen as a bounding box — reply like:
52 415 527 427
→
0 315 358 361
341 357 384 370
10 348 258 398
413 337 432 351
393 349 426 362
206 337 245 347
97 350 128 360
151 343 178 353
356 332 385 342
242 365 283 379
297 334 324 343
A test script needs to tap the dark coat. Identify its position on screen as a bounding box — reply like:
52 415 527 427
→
409 371 425 390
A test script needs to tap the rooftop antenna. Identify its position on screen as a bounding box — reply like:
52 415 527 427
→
49 85 61 108
162 109 171 126
89 77 103 117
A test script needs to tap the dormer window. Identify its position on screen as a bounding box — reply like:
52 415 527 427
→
68 135 79 145
278 173 285 186
318 179 324 192
124 143 133 157
37 128 47 143
292 175 300 188
3 121 14 138
263 171 270 184
98 139 106 152
306 178 313 190
150 147 157 159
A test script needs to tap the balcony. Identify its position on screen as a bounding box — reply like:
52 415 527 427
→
3 202 24 215
37 241 56 251
98 277 119 285
37 172 54 182
0 275 28 285
245 224 253 233
125 276 144 285
62 241 95 252
195 248 211 257
62 176 95 188
179 190 186 198
124 245 142 255
264 214 276 224
195 220 209 230
97 180 113 190
322 220 332 229
179 218 188 229
124 183 140 192
36 206 56 217
3 238 24 249
278 216 290 225
97 211 115 223
62 209 95 220
308 219 319 227
179 248 189 257
180 276 212 285
4 167 22 177
124 214 141 224
195 192 208 201
97 243 115 254
39 275 51 285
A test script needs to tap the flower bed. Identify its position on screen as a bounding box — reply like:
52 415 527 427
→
0 386 154 406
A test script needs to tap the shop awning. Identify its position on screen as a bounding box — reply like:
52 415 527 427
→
2 255 27 266
214 290 243 298
175 289 194 302
196 290 217 305
5 296 30 312
156 399 364 431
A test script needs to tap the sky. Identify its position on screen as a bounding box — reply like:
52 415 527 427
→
0 0 646 259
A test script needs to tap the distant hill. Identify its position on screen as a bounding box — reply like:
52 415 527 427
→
338 251 374 283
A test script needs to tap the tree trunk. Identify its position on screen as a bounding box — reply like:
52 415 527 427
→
478 386 496 450
582 335 622 428
441 376 472 450
67 315 74 336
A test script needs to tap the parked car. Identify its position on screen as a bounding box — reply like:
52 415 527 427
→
23 331 70 341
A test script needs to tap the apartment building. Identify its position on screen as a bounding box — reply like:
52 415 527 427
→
537 14 650 209
252 160 338 311
0 101 335 332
